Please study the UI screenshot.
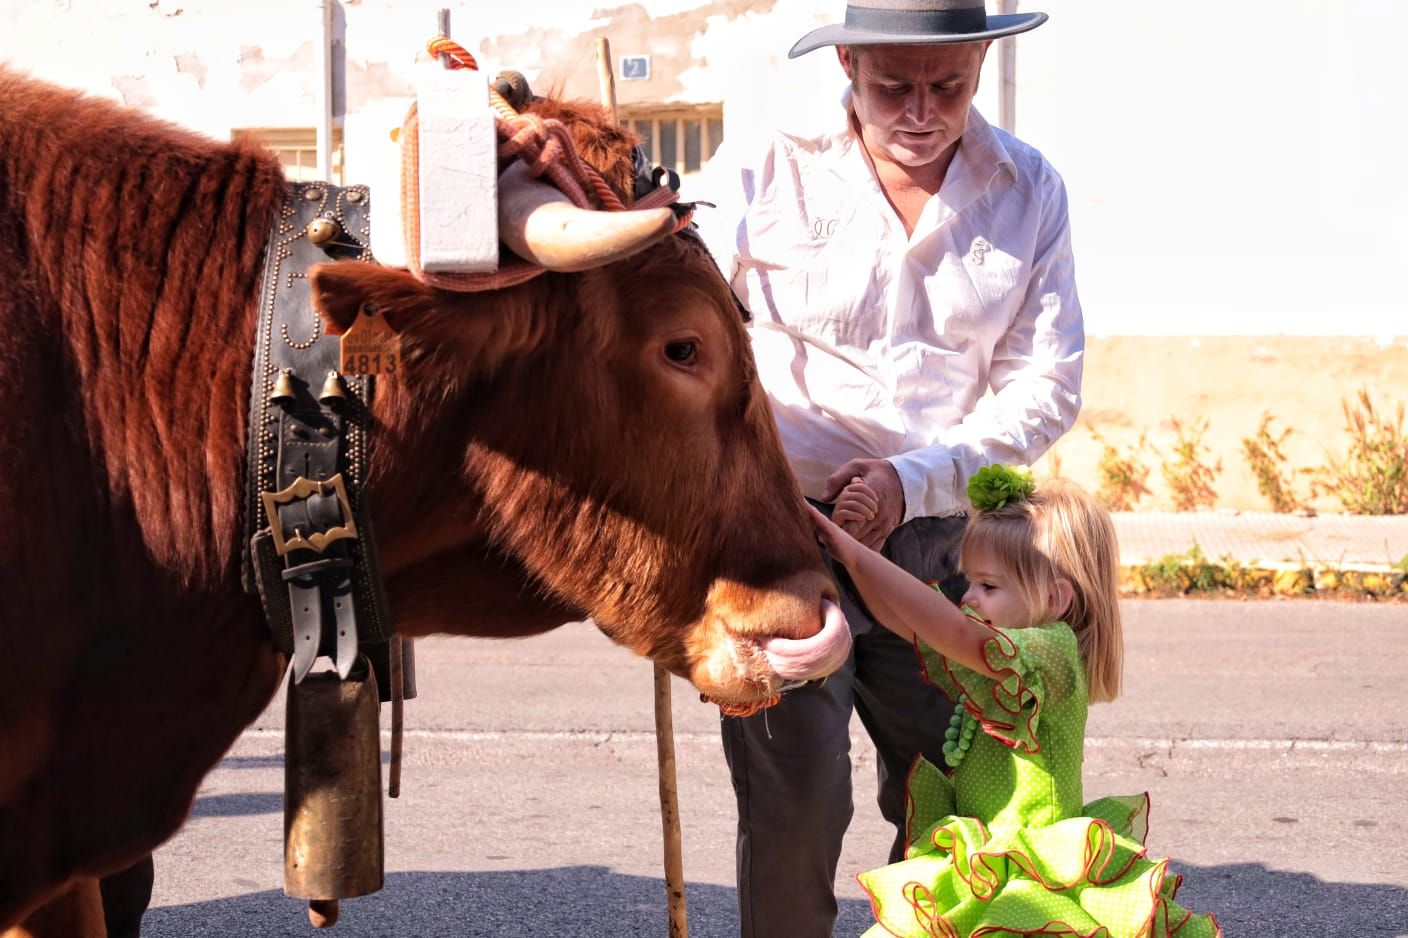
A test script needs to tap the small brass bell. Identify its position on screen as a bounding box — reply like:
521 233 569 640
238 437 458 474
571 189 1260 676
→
318 370 347 408
270 368 298 407
306 215 342 247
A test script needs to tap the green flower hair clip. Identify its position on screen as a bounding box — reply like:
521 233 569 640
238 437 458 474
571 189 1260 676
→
967 464 1036 512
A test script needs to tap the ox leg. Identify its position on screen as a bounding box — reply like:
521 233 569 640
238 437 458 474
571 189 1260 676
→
2 878 106 938
99 854 153 938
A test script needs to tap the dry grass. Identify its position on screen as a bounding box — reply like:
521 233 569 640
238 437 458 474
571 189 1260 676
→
1044 336 1408 512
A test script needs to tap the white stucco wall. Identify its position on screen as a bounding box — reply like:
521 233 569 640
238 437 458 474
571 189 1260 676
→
2 0 1404 336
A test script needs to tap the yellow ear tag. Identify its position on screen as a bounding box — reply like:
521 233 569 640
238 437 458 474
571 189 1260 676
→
339 302 401 376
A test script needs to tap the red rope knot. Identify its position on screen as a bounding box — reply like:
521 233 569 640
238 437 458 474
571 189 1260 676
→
496 113 624 213
426 37 478 70
500 115 567 179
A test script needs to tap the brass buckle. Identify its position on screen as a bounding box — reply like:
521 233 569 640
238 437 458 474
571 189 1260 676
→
261 473 359 557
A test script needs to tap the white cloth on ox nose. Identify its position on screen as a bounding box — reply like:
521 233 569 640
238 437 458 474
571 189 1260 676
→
761 598 851 681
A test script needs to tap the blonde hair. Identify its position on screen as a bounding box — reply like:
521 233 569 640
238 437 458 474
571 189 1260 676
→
960 478 1124 702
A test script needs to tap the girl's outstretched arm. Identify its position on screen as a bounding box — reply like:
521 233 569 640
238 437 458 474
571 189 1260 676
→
808 505 1001 677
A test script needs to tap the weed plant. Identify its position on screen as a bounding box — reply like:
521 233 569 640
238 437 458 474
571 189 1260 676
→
1160 417 1221 511
1134 545 1260 594
1091 429 1152 511
1312 388 1408 515
1241 413 1304 513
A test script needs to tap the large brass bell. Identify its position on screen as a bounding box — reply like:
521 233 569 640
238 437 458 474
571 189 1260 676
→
284 662 384 928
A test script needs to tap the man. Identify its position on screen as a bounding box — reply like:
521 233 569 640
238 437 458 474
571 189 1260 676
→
694 2 1082 935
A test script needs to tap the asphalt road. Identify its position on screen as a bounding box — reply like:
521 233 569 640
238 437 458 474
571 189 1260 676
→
142 600 1408 937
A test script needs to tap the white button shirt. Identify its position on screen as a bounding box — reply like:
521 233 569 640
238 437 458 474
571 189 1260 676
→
695 102 1084 523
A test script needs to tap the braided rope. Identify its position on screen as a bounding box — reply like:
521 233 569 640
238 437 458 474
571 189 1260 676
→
404 38 691 292
426 36 478 70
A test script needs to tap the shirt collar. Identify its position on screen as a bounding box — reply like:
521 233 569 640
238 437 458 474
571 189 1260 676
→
941 107 1015 214
954 107 1016 191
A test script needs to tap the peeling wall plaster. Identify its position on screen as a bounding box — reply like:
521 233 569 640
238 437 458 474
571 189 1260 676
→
480 0 780 105
173 52 207 88
2 0 1406 334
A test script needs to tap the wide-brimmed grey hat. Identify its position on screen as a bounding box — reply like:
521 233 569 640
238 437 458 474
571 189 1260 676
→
790 1 1047 58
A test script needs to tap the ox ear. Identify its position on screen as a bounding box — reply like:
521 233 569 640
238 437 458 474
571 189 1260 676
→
309 262 439 336
309 261 537 379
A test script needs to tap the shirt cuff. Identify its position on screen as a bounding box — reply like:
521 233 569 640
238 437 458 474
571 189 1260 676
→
887 447 964 525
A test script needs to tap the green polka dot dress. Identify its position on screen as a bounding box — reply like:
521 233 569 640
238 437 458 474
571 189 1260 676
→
856 621 1222 938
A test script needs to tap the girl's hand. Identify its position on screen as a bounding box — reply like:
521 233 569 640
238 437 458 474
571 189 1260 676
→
822 459 904 550
807 503 864 569
832 477 877 526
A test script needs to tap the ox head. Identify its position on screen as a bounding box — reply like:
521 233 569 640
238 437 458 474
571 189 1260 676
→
307 100 848 708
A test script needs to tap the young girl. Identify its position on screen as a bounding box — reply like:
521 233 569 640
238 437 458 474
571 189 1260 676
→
815 466 1222 938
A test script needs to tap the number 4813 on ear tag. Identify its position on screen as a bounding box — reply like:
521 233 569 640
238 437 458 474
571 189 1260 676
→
340 302 401 376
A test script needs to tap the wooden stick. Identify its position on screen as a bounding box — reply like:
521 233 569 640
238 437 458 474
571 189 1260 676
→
595 37 619 119
389 635 405 798
653 664 689 938
595 36 688 936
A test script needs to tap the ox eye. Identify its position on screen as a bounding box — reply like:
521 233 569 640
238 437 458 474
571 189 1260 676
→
664 340 698 366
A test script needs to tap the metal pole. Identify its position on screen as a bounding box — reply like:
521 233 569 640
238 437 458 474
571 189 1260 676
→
316 0 334 180
436 8 452 67
997 0 1017 134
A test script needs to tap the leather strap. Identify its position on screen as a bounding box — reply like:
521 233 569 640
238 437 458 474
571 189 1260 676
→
244 181 407 700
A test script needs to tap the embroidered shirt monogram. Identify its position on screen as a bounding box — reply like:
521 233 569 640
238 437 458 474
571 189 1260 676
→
812 217 840 240
968 236 992 265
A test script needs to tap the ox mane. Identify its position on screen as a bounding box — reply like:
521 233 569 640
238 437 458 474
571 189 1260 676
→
0 68 287 590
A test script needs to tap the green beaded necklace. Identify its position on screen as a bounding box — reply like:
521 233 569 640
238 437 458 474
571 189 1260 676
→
942 693 979 768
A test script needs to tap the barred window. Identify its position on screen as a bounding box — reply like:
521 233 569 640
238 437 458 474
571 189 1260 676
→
231 127 344 185
620 105 724 179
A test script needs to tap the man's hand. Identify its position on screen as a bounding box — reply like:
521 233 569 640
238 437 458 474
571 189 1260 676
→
822 458 904 550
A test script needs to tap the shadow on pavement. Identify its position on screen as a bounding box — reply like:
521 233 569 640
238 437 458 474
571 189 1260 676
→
142 861 1408 936
1172 860 1408 937
217 755 284 770
187 792 282 818
143 867 876 937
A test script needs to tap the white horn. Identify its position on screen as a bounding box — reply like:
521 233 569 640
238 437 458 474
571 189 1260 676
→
497 161 678 272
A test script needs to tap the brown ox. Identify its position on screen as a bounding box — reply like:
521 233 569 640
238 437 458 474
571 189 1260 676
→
0 69 849 935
